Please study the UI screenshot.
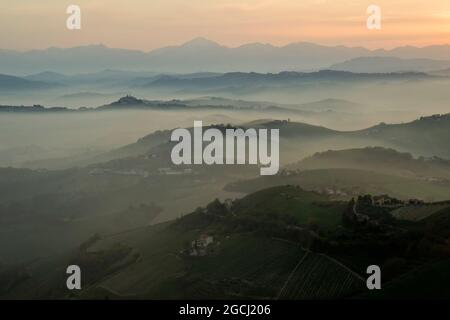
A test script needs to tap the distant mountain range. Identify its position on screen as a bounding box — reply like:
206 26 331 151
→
3 38 450 74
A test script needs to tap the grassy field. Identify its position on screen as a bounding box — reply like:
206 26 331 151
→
234 185 345 229
391 204 450 221
77 224 369 300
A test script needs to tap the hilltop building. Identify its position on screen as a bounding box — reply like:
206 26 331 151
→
190 234 214 256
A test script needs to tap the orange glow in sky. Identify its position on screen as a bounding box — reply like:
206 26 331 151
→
1 0 449 50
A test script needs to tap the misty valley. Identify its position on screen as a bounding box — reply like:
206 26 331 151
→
1 42 450 300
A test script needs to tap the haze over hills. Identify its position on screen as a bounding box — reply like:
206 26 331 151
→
3 38 450 74
14 112 450 171
353 114 450 158
0 70 437 95
329 57 450 73
0 95 307 114
1 90 449 172
3 182 450 299
225 147 450 202
3 0 450 301
24 70 161 86
1 108 450 298
138 70 432 91
0 74 58 91
289 147 450 179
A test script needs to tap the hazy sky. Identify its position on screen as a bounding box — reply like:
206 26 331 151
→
1 0 450 51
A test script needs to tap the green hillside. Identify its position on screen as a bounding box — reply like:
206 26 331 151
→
4 184 450 299
233 186 345 229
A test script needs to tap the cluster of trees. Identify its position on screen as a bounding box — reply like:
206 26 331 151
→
174 197 318 248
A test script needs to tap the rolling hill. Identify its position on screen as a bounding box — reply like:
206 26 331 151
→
3 185 450 299
289 147 450 179
0 186 360 299
353 114 450 158
14 111 450 171
225 168 450 202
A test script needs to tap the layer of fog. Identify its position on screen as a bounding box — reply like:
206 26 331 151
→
1 77 450 168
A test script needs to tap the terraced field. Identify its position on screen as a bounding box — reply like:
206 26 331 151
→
278 252 365 299
87 231 309 299
184 236 307 299
81 188 367 300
